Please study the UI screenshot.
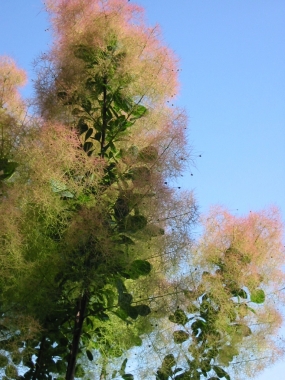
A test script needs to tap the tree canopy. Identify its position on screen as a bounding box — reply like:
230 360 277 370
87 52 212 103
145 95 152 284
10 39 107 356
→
0 1 284 379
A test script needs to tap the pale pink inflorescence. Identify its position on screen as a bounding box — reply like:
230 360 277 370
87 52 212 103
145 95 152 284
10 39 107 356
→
43 0 179 105
0 56 26 113
196 205 285 291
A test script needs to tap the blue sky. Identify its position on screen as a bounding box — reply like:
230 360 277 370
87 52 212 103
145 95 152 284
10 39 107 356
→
1 1 285 378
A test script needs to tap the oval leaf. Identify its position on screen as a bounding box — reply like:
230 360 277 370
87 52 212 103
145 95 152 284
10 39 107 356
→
0 354 8 368
128 260 152 279
162 354 176 369
135 304 151 316
127 306 139 320
250 289 265 304
122 375 134 380
83 141 93 152
169 309 188 326
120 358 128 375
85 128 93 140
213 366 231 380
125 215 148 233
86 349 93 361
138 146 158 162
173 330 189 344
78 118 89 134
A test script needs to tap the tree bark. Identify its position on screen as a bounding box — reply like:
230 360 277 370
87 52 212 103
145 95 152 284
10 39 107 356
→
32 336 46 380
65 292 88 380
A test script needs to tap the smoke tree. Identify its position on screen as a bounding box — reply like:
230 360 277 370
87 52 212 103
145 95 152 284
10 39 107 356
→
0 1 284 379
149 206 285 380
0 0 195 378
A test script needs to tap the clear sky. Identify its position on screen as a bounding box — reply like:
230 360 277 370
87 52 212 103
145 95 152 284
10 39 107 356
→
1 1 285 379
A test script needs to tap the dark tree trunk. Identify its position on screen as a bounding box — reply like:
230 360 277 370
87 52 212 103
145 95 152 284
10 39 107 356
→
32 336 46 380
65 292 88 380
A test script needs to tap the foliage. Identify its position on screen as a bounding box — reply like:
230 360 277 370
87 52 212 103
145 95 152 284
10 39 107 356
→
0 1 284 380
150 206 285 380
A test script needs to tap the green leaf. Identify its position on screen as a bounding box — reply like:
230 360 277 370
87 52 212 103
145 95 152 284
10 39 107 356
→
213 366 231 380
116 278 127 293
103 288 116 308
50 179 67 193
96 312 110 321
218 345 239 366
78 118 89 134
191 319 207 336
11 352 22 365
86 349 93 361
118 292 133 309
134 304 151 316
116 235 135 246
109 141 117 153
127 260 152 279
127 145 139 158
0 159 18 180
130 104 147 119
74 44 98 64
5 365 18 378
86 317 94 328
84 141 93 152
231 288 247 299
156 354 176 379
93 131 102 141
201 359 211 373
156 370 169 380
250 289 265 304
120 358 128 375
131 166 151 185
115 114 127 126
132 335 143 346
113 93 133 113
122 375 134 380
247 306 256 314
87 150 94 157
125 215 148 233
173 330 189 344
0 354 8 368
162 354 176 369
50 179 74 198
85 128 93 140
113 308 128 321
114 197 130 220
138 146 158 162
60 190 74 198
82 98 92 113
169 309 188 326
127 306 139 320
233 323 252 337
